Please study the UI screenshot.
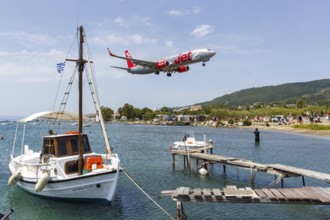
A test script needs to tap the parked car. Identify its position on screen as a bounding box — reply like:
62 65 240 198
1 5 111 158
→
271 115 287 124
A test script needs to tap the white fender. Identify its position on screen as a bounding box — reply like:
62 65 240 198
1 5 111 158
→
199 167 208 175
8 170 21 186
35 173 50 192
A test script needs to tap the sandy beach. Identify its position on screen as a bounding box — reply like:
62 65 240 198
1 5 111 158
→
245 123 330 138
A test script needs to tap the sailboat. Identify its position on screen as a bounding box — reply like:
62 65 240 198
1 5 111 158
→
8 26 120 204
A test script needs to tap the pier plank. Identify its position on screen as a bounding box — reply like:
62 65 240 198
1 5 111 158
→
203 188 213 201
254 189 268 199
245 187 261 201
261 188 277 200
212 188 223 201
269 188 286 200
307 187 330 203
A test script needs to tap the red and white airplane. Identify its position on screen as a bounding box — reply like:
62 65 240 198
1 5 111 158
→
107 48 216 77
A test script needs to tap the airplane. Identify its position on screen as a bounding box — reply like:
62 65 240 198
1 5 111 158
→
107 48 216 77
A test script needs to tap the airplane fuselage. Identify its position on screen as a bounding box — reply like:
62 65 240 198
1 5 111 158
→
128 49 215 74
109 48 216 76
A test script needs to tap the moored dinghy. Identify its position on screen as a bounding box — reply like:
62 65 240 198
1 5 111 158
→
8 26 120 204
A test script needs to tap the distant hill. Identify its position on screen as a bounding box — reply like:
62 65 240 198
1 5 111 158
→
199 79 330 107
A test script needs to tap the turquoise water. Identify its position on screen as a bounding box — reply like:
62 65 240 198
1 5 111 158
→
1 123 330 219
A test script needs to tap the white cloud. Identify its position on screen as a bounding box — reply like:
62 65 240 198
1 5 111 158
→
165 40 174 49
90 33 157 46
113 16 151 27
167 10 185 17
0 31 56 48
190 25 214 38
167 7 202 17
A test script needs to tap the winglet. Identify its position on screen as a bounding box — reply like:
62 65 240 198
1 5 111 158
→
107 48 114 57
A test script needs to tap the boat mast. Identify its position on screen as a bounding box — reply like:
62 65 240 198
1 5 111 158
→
77 26 84 175
66 25 86 175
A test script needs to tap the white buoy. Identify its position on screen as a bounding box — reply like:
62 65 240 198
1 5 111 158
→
199 167 208 175
35 173 50 192
8 170 21 186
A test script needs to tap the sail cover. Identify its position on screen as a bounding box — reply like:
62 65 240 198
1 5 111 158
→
18 111 87 123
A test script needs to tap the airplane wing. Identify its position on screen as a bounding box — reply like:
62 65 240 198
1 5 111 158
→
111 66 131 71
107 48 156 68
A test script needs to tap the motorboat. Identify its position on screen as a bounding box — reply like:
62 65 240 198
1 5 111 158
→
8 26 120 204
170 132 213 151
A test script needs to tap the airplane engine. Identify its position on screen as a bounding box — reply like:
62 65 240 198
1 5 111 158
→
156 59 169 69
176 65 190 73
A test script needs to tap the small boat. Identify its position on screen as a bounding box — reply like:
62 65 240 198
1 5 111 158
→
170 132 213 151
0 121 13 126
8 26 120 204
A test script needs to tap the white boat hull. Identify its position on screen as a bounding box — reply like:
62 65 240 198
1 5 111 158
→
16 171 119 203
9 153 120 204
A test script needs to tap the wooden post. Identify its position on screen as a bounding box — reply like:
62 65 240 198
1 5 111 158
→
302 176 306 186
172 154 175 169
281 178 284 188
177 201 182 220
187 155 191 170
183 155 186 169
250 167 256 184
223 164 226 174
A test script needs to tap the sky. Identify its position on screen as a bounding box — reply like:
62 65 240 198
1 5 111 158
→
1 0 330 118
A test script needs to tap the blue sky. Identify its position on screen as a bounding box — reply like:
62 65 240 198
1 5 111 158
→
1 0 330 117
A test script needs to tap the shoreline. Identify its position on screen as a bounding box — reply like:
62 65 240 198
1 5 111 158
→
241 123 330 138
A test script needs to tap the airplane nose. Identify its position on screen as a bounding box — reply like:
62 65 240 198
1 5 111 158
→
209 50 216 57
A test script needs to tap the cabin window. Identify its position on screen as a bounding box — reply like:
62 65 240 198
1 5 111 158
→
64 160 78 174
57 137 68 156
42 139 55 155
83 135 91 153
71 138 78 154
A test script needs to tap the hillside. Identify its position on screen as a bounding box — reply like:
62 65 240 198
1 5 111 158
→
199 79 330 107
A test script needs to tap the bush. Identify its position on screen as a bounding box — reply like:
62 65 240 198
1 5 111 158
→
228 118 235 125
242 119 252 126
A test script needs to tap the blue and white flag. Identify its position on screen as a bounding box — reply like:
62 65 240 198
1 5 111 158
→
57 62 65 74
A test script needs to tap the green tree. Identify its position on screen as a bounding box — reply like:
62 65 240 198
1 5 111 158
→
119 103 135 120
100 106 114 122
141 107 155 120
296 100 304 109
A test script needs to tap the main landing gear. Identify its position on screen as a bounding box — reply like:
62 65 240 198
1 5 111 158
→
167 72 172 77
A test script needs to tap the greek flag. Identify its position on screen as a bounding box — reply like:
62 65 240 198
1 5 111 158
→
57 62 65 74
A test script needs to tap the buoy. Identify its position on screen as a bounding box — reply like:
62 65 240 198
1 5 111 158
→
199 167 208 175
35 173 50 192
8 170 21 186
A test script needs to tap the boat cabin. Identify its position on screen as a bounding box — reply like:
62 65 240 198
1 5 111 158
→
41 133 92 157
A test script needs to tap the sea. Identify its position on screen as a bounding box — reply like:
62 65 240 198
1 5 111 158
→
1 122 330 220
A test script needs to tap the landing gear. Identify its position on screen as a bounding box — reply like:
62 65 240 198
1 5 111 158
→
155 71 160 75
167 72 172 77
202 62 206 66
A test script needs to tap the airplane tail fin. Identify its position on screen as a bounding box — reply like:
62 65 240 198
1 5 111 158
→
125 50 135 69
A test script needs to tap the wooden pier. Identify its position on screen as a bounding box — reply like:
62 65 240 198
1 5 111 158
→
171 148 330 186
162 185 330 219
162 185 330 204
168 148 330 219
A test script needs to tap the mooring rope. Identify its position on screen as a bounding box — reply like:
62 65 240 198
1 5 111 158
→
122 169 175 220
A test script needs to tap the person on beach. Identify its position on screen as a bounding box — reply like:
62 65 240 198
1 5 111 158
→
254 128 260 143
